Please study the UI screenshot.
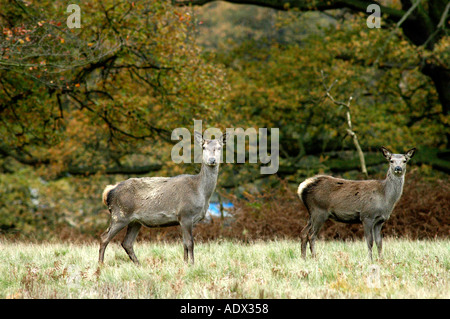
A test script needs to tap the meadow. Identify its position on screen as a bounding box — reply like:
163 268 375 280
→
0 238 448 299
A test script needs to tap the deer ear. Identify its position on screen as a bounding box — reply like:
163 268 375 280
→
405 147 416 160
380 146 392 160
194 131 203 145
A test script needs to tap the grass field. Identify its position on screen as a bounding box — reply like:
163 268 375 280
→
0 239 448 299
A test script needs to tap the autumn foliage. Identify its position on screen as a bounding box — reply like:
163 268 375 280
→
152 171 450 243
0 1 448 242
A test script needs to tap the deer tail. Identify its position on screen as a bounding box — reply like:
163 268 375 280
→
102 184 118 208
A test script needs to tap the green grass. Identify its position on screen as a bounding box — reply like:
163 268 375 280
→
0 239 448 298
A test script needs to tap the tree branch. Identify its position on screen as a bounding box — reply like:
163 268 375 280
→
320 70 368 178
374 0 423 65
420 1 450 49
0 144 49 167
65 164 163 177
0 143 163 177
173 0 406 21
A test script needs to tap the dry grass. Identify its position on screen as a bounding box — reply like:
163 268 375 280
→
1 238 448 299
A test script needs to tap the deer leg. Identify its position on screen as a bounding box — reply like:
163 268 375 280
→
300 220 312 259
121 222 142 265
99 216 129 264
308 210 328 258
362 218 375 262
373 220 384 259
180 219 194 265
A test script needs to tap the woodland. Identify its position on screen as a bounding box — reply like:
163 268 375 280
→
0 0 448 241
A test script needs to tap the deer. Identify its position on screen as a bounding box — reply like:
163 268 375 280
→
99 131 229 265
297 147 416 260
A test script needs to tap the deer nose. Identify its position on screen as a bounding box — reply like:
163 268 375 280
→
394 166 402 173
208 158 216 165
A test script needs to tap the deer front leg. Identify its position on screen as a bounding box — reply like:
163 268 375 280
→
362 218 375 262
373 220 384 259
180 218 194 265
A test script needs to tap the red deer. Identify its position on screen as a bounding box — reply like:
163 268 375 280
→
298 147 416 260
99 131 229 265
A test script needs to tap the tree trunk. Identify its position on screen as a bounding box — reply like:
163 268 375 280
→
421 62 450 146
421 62 450 117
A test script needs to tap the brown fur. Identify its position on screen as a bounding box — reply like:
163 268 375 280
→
302 175 385 223
297 147 416 260
98 132 229 265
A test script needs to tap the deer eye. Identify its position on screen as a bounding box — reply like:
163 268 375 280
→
390 160 394 163
403 160 407 163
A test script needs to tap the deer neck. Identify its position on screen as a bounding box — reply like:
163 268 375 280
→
198 162 219 200
383 169 405 208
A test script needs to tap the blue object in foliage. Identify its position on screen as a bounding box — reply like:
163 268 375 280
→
207 202 233 217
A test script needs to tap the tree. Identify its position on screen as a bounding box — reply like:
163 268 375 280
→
192 1 448 179
0 0 229 178
175 0 450 129
0 0 231 239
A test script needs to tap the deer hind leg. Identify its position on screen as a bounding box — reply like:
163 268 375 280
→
300 220 312 259
99 213 129 264
121 222 142 265
308 209 329 258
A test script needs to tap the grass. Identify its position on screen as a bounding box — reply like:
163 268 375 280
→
0 238 448 299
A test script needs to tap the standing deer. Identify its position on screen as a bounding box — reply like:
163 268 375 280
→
99 131 229 265
297 147 416 260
